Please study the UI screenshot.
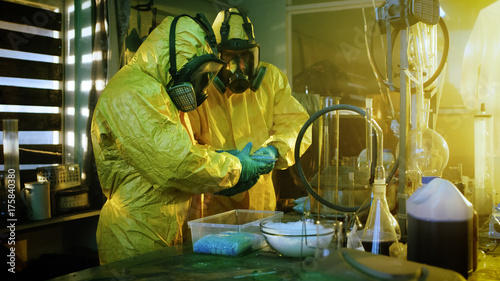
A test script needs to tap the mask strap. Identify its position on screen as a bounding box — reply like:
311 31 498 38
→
168 15 187 81
220 10 231 45
169 14 219 82
220 10 255 45
238 10 255 44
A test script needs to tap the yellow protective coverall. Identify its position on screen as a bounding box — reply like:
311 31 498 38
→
91 16 241 264
188 8 312 216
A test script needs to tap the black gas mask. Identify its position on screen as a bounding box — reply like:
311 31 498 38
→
212 10 267 94
217 47 267 93
166 14 224 112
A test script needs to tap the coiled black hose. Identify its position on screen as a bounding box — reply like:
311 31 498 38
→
294 104 376 213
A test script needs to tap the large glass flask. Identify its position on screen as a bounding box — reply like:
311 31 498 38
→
406 98 449 194
361 179 401 256
407 127 449 178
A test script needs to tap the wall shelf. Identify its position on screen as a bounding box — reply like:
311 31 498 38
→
0 209 100 234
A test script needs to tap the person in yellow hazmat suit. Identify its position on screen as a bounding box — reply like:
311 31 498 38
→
188 8 312 217
91 13 271 264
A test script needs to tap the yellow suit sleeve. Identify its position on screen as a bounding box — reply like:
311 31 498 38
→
94 71 240 194
261 64 312 169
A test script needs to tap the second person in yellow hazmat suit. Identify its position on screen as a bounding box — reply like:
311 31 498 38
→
188 8 312 216
91 14 270 264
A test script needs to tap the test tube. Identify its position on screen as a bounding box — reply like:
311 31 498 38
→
365 98 373 176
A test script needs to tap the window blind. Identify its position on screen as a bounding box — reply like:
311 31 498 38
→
0 0 63 187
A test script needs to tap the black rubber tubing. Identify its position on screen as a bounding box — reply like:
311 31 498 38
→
294 104 376 213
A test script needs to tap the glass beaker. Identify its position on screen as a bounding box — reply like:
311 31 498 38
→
300 215 343 272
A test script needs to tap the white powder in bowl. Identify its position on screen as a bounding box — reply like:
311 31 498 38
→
261 221 334 257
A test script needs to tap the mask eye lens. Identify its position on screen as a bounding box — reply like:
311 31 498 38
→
191 72 209 95
228 59 238 72
224 52 251 74
238 57 248 72
181 58 223 98
221 50 237 62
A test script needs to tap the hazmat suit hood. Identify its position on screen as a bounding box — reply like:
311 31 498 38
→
212 7 257 49
130 16 212 89
211 8 265 93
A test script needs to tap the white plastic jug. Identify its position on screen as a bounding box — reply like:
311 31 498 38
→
407 178 473 278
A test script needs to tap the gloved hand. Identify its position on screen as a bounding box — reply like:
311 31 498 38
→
234 142 269 182
254 146 278 159
252 146 279 174
214 176 259 197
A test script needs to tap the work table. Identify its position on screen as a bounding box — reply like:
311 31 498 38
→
48 241 499 280
49 243 301 280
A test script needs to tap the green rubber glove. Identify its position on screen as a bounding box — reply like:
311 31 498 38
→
235 142 268 182
254 146 278 160
214 176 259 197
253 146 279 174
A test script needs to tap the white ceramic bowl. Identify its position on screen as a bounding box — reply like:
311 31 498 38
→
260 219 335 257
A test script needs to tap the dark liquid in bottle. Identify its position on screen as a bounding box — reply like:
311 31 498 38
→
407 213 471 279
361 240 394 256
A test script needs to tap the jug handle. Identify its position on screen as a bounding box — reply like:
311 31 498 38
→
21 188 33 218
341 249 429 281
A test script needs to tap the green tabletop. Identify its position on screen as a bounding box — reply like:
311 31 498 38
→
46 209 498 281
49 242 479 281
49 244 304 281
